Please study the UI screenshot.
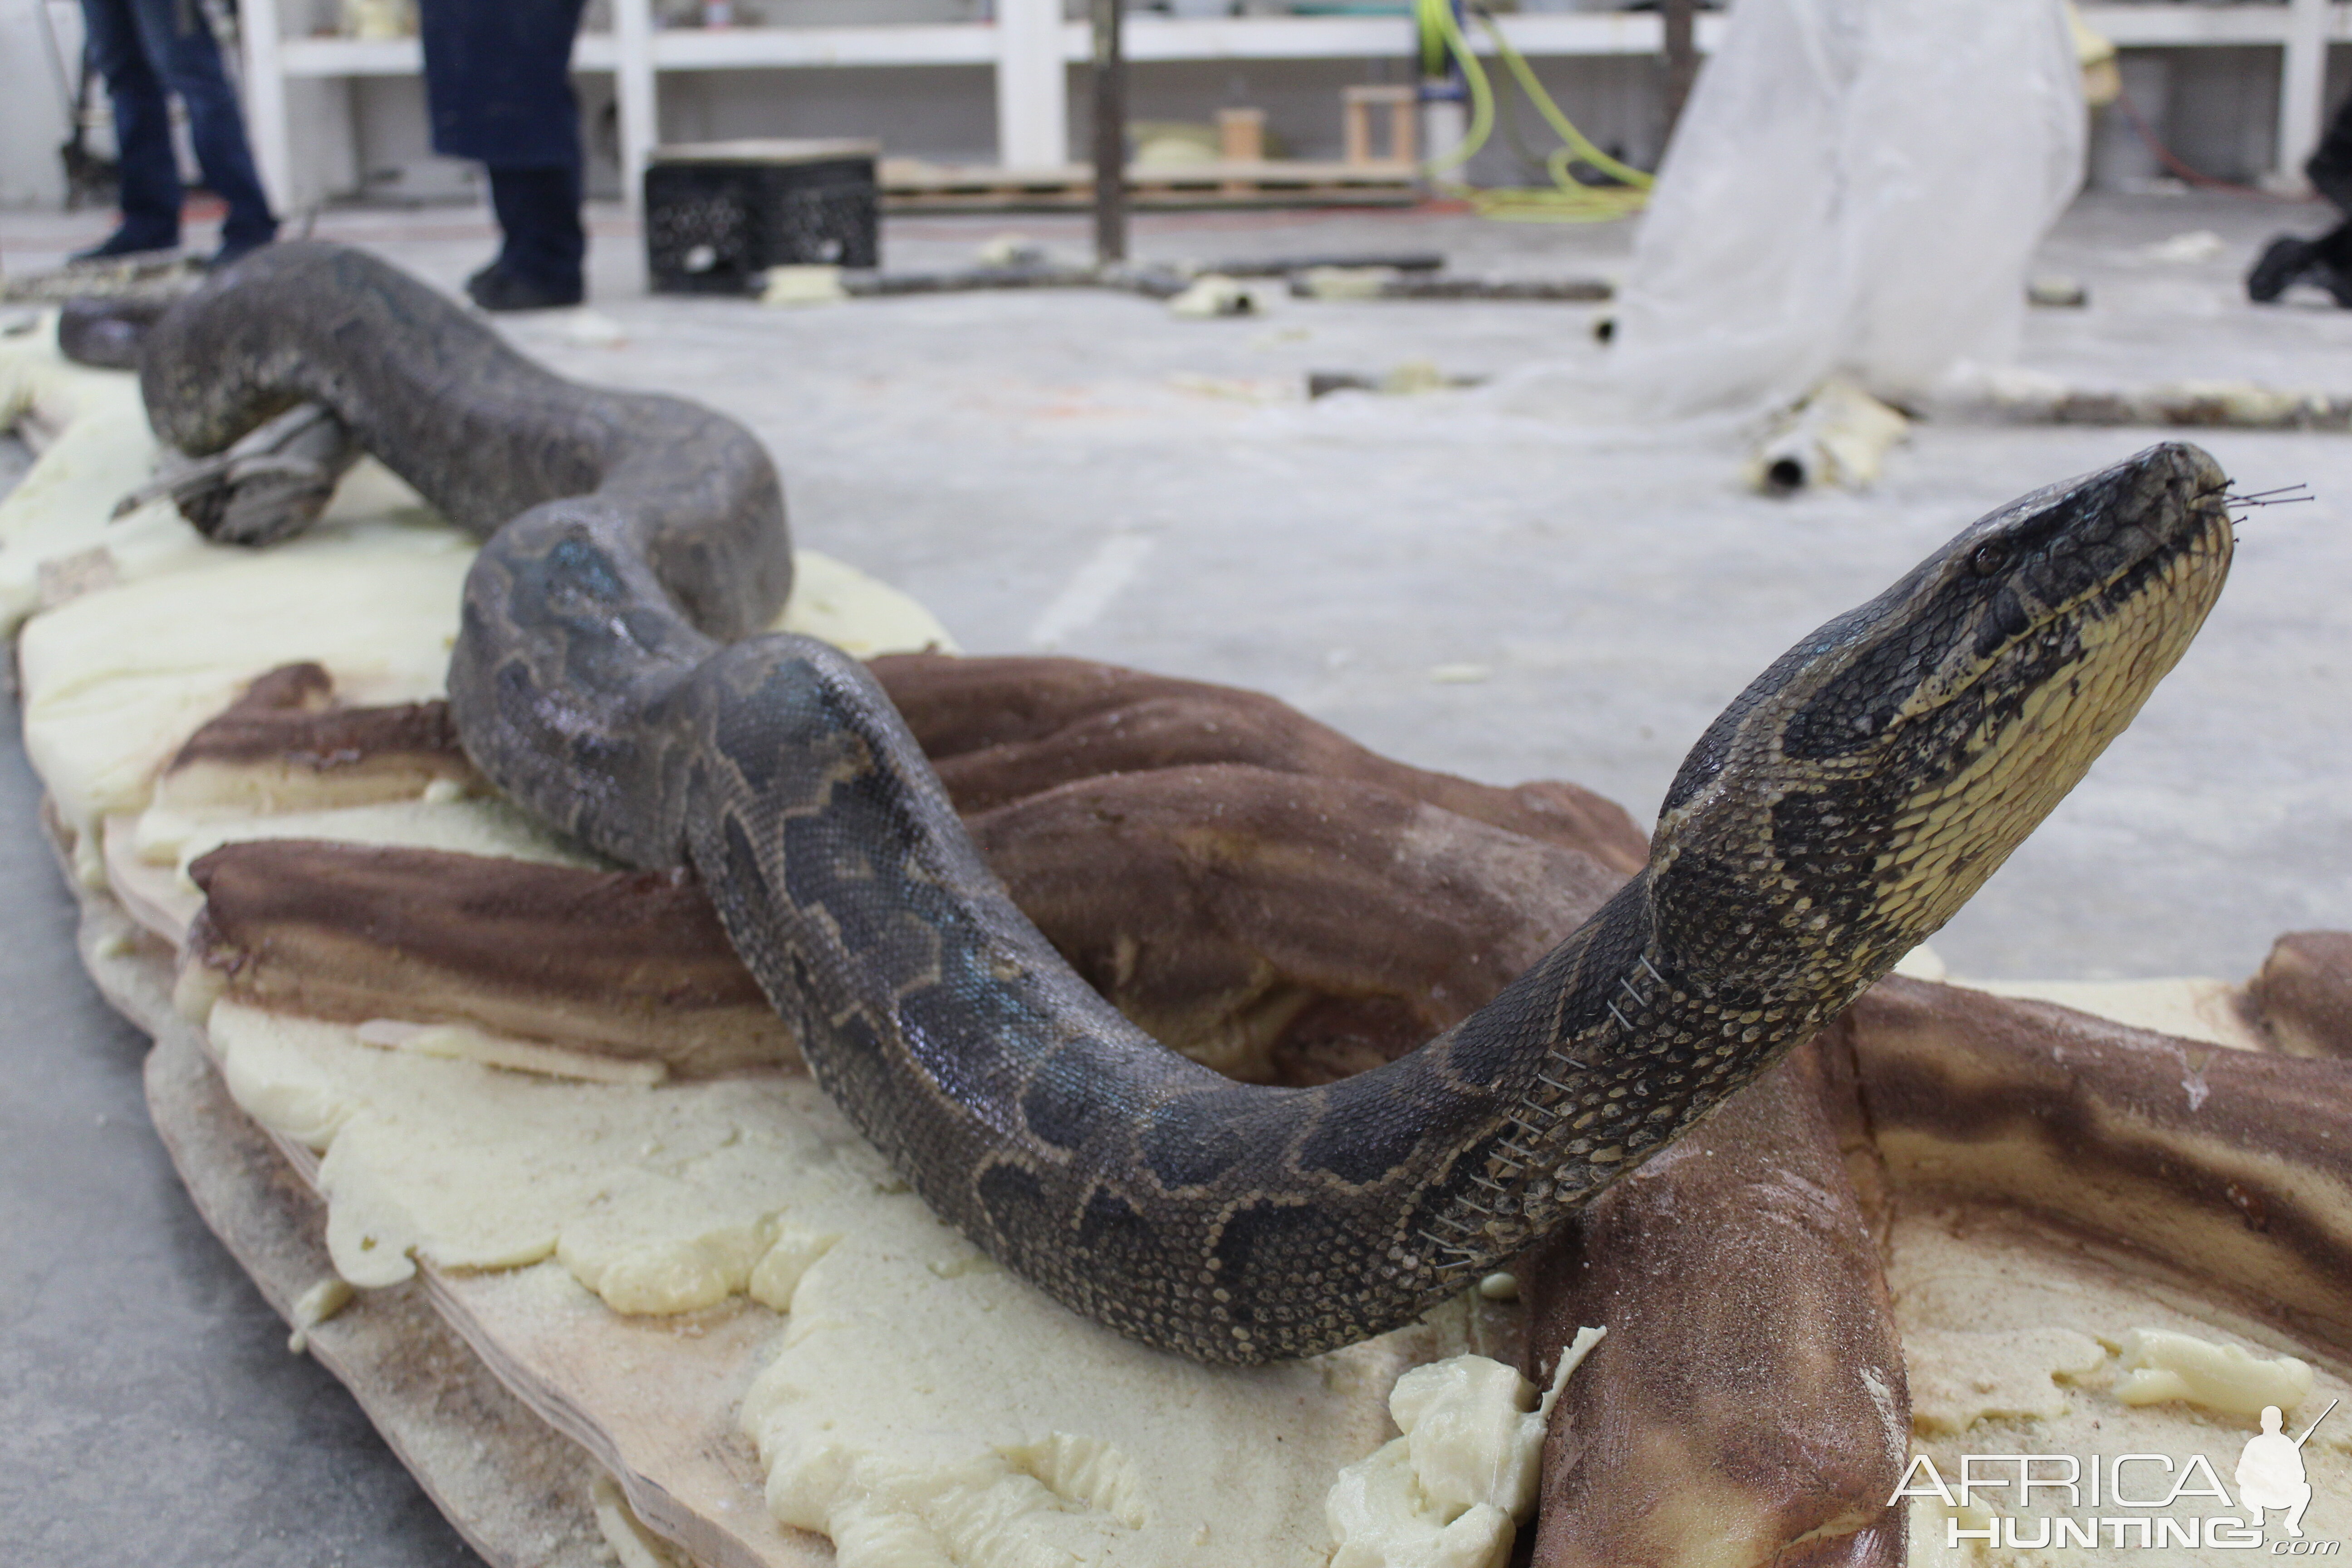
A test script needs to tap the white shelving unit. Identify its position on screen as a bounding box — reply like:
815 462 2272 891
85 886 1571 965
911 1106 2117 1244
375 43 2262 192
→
238 0 2348 216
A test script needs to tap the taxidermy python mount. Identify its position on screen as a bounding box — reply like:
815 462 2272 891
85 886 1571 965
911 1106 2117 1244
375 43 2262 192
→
108 243 2235 1364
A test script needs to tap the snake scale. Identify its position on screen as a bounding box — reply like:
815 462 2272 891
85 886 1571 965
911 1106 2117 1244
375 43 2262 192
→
126 242 2234 1365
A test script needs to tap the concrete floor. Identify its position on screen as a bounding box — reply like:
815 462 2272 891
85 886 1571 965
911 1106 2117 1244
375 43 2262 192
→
3 190 2348 1564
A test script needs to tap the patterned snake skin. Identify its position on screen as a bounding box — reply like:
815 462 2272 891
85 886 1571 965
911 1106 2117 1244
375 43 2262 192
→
130 243 2235 1364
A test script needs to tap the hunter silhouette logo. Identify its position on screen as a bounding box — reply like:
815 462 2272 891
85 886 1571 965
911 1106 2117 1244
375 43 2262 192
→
2241 1401 2336 1540
1890 1398 2340 1553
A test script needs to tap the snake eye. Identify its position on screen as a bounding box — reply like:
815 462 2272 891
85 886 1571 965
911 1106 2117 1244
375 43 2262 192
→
1969 541 2012 577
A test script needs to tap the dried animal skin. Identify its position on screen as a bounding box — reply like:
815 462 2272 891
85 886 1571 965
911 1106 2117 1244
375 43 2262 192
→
1520 1042 1911 1568
1831 976 2352 1357
868 652 1651 874
966 763 1623 1083
2249 931 2352 1060
187 843 793 1078
157 661 480 814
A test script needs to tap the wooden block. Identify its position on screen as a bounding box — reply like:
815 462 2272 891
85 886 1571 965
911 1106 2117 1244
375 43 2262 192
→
1343 83 1416 168
1216 107 1267 162
1216 109 1266 196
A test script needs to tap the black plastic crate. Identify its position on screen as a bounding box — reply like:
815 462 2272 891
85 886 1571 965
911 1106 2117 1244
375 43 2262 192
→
644 140 880 295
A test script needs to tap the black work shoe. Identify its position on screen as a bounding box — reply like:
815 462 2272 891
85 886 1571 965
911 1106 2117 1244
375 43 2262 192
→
465 264 584 313
206 234 274 272
2247 235 2316 303
2310 260 2352 309
69 229 179 265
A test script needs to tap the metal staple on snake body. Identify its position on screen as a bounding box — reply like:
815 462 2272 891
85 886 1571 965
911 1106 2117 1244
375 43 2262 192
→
127 242 2235 1365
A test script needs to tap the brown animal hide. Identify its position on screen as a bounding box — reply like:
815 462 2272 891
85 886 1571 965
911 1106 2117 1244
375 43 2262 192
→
2247 931 2352 1059
1838 974 2352 1359
966 761 1622 1083
186 842 791 1078
1519 1041 1911 1568
868 652 1651 874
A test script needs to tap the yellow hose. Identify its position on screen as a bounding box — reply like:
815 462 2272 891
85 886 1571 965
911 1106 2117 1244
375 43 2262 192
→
1415 0 1652 223
1416 0 1496 181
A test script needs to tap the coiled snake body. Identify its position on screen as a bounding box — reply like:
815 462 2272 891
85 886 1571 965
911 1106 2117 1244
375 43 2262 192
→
131 243 2234 1364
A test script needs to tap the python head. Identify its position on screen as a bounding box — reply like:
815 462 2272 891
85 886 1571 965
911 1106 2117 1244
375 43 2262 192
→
1650 441 2234 995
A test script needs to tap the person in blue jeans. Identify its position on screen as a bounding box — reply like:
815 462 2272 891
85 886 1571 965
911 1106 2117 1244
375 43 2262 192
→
418 0 589 310
74 0 276 267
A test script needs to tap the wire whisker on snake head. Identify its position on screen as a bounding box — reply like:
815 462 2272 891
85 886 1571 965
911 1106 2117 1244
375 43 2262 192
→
2220 482 2314 517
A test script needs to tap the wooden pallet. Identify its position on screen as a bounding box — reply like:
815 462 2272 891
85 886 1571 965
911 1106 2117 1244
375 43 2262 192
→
879 157 1420 212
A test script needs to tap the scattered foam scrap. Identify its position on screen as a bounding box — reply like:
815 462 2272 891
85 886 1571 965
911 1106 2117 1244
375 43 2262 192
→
1326 1326 1606 1568
2113 1327 2314 1417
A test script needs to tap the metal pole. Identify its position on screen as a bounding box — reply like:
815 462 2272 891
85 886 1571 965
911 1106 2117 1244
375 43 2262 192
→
1660 0 1697 145
616 0 658 217
1091 0 1127 264
2276 0 2328 192
995 0 1069 168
